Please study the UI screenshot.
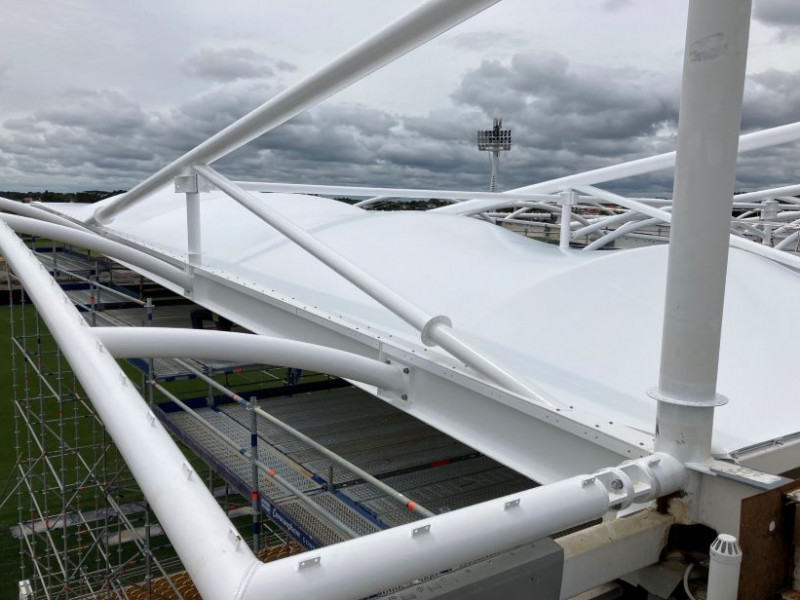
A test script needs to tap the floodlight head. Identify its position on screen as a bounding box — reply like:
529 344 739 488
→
477 118 511 151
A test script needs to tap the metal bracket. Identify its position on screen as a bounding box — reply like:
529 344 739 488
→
376 363 412 405
687 460 791 490
420 315 452 347
559 189 578 206
175 174 216 194
504 499 521 510
412 524 431 538
646 387 728 407
298 556 321 571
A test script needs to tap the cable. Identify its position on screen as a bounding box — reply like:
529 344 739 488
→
683 563 698 600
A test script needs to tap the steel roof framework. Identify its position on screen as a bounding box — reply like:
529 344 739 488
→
3 0 800 597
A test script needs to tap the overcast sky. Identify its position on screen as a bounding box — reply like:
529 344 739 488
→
1 0 799 195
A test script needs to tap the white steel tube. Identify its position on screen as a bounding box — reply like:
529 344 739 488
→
738 210 800 223
575 185 674 222
196 164 546 401
0 221 259 599
243 476 609 600
239 453 687 600
733 183 800 202
434 121 800 216
0 197 86 230
0 213 191 289
93 327 407 393
655 0 752 461
510 121 799 194
583 217 663 251
174 359 437 519
571 185 800 275
771 217 800 235
90 0 501 224
729 220 767 241
775 230 800 250
198 166 430 330
572 212 646 239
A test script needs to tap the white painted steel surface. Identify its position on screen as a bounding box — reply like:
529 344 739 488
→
654 0 752 464
0 218 692 597
94 327 407 393
238 453 686 600
47 188 800 457
195 164 542 400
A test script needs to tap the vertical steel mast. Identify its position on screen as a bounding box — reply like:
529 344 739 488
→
652 0 753 463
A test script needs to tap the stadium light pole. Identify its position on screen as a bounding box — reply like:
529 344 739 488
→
477 118 512 192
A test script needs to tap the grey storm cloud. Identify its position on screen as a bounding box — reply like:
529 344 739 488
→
182 47 293 81
0 50 798 195
602 0 634 12
743 70 800 130
446 31 532 52
754 0 800 27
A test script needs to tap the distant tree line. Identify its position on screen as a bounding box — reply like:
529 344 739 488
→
334 197 452 211
0 190 126 203
1 191 455 210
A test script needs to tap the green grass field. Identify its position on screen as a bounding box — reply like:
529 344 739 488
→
0 305 24 599
0 299 317 597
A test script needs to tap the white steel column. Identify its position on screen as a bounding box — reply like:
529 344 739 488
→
489 150 500 192
762 198 778 246
652 0 752 462
559 190 577 250
186 192 201 265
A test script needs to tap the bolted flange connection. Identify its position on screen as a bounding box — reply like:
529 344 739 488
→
593 453 687 512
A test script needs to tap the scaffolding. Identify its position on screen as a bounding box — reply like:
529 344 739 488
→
3 242 300 599
6 246 182 598
4 237 539 599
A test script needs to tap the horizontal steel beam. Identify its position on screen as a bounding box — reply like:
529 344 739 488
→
238 454 686 600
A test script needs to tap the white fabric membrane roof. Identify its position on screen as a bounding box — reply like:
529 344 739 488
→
52 189 800 457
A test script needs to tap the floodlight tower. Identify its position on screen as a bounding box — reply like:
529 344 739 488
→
477 118 511 192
